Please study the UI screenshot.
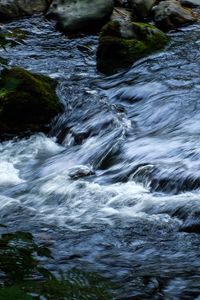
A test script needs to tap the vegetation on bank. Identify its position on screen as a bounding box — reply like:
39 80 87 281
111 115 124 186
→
0 30 20 50
0 228 117 299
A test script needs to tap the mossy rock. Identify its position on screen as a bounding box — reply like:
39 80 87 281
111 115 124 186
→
0 67 62 137
97 20 169 74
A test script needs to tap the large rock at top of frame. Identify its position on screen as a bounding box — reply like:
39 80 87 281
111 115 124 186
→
180 0 200 7
153 0 199 30
0 0 52 20
46 0 114 33
128 0 157 18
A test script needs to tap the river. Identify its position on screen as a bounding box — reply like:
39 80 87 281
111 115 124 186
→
0 15 200 299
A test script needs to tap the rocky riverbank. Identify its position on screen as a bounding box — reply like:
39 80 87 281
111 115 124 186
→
0 3 200 299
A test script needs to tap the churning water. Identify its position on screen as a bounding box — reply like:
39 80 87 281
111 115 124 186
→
1 15 200 299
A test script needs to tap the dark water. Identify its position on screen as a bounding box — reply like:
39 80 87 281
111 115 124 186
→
1 15 200 299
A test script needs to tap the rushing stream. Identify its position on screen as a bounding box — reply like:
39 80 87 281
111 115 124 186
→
1 15 200 299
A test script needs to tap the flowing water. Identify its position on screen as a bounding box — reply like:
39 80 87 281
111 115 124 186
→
1 15 200 299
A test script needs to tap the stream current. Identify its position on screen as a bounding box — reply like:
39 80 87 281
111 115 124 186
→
1 15 200 299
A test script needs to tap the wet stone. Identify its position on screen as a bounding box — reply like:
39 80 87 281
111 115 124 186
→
180 214 200 234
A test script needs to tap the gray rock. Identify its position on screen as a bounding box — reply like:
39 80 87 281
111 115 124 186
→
111 7 133 23
153 0 199 30
114 0 129 8
180 213 200 234
68 166 95 179
128 0 157 18
46 0 114 33
180 0 200 7
0 0 51 19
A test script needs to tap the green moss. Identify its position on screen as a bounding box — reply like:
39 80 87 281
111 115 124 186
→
130 22 169 50
145 30 169 50
0 88 10 98
97 20 169 75
0 30 20 49
6 28 27 43
0 287 33 300
100 20 121 38
0 67 62 136
97 36 148 74
131 22 158 34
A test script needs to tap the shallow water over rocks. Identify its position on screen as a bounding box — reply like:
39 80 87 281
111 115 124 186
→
1 15 200 299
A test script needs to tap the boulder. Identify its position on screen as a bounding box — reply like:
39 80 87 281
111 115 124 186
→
97 20 169 75
111 7 133 23
180 0 200 7
46 0 114 33
0 67 62 137
0 0 51 20
180 213 200 234
153 0 199 30
128 0 157 18
68 165 95 179
114 0 130 8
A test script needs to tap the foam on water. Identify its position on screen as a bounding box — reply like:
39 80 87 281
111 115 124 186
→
0 161 24 185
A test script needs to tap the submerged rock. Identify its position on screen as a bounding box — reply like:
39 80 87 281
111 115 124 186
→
153 0 199 30
0 0 51 20
96 20 169 75
0 67 62 137
46 0 114 33
180 213 200 234
68 165 95 179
